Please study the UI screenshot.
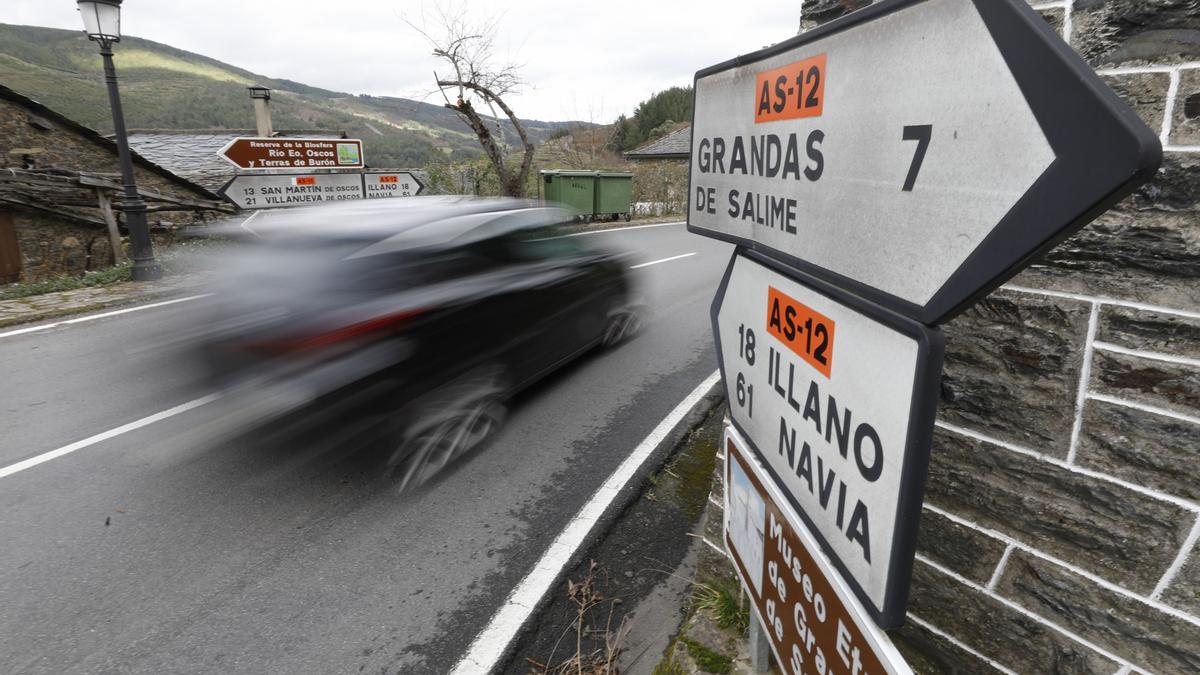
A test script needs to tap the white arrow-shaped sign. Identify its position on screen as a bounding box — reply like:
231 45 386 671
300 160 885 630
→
712 250 943 626
218 173 366 210
688 0 1160 325
363 171 426 198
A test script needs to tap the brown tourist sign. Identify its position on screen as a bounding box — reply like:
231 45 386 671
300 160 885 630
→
724 427 911 674
218 137 365 170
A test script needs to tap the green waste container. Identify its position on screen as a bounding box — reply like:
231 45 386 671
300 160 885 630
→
593 171 634 222
541 170 597 218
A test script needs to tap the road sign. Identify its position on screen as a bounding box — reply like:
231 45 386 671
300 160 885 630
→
688 0 1161 325
218 173 365 210
713 250 942 626
724 427 912 674
219 137 365 170
364 171 425 198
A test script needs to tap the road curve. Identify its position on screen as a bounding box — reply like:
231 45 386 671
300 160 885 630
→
0 223 732 674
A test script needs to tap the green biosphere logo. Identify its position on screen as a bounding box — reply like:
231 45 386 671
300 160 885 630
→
336 143 361 165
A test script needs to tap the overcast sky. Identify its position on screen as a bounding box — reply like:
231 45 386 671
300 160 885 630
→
2 1 804 122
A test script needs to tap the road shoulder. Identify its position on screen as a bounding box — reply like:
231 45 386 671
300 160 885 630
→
0 273 208 329
503 402 738 673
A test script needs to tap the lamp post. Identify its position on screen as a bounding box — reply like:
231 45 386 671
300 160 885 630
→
77 0 161 280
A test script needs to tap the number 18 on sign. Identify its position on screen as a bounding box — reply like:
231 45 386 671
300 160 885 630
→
713 252 943 626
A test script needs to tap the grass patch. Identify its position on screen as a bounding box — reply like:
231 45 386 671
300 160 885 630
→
642 405 724 516
679 636 733 674
694 579 749 635
70 49 250 83
0 263 132 300
650 645 687 675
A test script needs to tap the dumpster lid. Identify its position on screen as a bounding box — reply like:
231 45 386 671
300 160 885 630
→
540 170 599 176
596 172 634 178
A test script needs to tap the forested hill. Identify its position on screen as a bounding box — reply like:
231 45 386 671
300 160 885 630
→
610 86 693 152
0 23 584 167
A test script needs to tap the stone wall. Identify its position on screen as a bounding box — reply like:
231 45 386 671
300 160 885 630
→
7 210 181 280
0 95 216 280
11 211 118 279
702 2 1200 672
630 159 690 216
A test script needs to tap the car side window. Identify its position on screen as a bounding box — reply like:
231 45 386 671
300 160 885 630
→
499 226 588 261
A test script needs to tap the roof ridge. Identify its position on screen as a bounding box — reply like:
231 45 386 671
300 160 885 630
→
0 84 222 200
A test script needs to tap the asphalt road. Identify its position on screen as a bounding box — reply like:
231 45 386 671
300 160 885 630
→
0 222 732 674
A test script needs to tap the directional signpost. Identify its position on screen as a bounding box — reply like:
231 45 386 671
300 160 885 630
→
713 251 942 625
218 172 425 210
219 137 365 171
724 427 912 674
689 0 1160 325
364 171 425 199
219 173 366 210
692 0 1163 640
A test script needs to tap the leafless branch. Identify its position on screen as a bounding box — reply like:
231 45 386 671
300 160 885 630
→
406 2 535 197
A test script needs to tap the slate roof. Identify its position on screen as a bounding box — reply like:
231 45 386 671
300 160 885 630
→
127 129 346 193
624 126 691 160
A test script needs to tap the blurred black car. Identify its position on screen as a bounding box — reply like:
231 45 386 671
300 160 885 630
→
196 197 640 488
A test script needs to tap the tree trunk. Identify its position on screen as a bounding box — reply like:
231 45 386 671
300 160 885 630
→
439 80 537 199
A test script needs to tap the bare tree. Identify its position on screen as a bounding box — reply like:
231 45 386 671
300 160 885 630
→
408 5 534 198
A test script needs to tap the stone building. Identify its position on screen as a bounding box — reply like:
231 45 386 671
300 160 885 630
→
698 1 1200 672
0 85 229 282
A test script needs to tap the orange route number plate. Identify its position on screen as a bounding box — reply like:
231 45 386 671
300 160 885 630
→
766 285 835 378
754 53 826 123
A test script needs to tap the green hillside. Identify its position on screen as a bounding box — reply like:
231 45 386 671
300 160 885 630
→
0 23 582 167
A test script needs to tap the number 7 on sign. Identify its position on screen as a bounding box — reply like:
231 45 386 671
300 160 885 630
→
901 124 932 192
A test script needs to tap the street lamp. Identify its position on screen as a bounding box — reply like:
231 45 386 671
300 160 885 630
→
77 0 161 280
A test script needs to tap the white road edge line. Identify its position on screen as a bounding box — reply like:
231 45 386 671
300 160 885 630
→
564 221 684 237
449 369 722 674
0 293 212 340
0 394 221 480
630 252 697 269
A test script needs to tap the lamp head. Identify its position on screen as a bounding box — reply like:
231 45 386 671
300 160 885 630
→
77 0 122 44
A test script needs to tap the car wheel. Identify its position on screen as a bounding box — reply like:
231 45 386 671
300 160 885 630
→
601 306 642 347
389 366 508 491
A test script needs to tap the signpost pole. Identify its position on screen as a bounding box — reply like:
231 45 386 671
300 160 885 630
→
749 617 771 673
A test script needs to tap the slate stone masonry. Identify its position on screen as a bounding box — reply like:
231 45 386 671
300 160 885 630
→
0 92 221 281
700 2 1200 672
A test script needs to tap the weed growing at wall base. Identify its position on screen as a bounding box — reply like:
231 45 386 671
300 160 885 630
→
0 262 132 300
694 579 750 634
